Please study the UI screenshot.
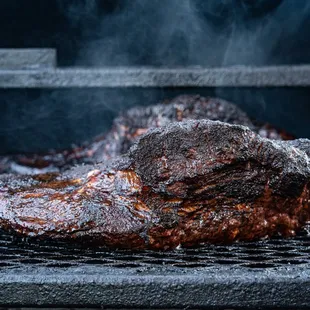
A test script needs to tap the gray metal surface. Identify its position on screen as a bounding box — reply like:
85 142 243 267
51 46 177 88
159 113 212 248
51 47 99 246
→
0 49 56 70
0 228 309 308
0 265 310 308
1 65 310 88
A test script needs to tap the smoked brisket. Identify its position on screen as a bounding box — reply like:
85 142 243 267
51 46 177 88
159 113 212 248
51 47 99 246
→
0 120 309 250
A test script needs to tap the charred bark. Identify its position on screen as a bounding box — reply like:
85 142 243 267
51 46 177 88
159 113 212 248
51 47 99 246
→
0 120 309 250
0 95 292 175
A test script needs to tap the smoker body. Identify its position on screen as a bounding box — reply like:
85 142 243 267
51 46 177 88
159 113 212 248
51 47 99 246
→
1 1 310 307
0 229 310 308
1 0 310 154
0 52 310 308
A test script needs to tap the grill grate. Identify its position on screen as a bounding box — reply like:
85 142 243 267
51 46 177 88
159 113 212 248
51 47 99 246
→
1 226 309 270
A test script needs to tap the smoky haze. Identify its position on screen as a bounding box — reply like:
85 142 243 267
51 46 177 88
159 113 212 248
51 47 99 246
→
1 0 310 154
61 0 310 67
73 0 228 67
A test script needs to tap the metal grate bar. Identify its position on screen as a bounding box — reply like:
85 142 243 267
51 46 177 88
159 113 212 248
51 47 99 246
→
1 46 310 88
1 65 310 88
0 49 56 70
1 265 310 308
1 48 310 88
0 228 309 307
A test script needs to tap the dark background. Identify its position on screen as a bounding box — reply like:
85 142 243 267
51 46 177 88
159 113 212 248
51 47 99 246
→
0 0 310 154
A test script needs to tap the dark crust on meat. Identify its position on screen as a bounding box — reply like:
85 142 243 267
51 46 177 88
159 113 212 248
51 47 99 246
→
285 139 310 157
0 120 309 250
93 95 254 161
0 95 292 175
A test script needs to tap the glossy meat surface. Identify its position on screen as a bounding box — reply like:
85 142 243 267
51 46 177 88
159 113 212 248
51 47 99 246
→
0 120 309 250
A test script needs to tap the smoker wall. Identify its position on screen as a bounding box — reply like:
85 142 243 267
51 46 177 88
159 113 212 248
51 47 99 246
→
0 0 309 154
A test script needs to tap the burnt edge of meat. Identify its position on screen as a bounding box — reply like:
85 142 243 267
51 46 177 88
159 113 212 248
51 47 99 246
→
0 95 292 175
93 94 290 161
0 120 309 250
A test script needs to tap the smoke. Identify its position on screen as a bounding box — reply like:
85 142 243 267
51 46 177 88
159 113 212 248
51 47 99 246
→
58 0 294 67
215 0 310 132
221 0 310 66
61 0 310 136
60 0 310 67
57 0 228 67
1 0 310 154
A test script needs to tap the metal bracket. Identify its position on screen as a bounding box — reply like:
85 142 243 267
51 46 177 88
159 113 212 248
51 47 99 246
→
1 49 310 88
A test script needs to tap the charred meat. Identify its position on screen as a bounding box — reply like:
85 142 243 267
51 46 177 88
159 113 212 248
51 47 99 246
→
0 120 309 250
0 95 292 175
